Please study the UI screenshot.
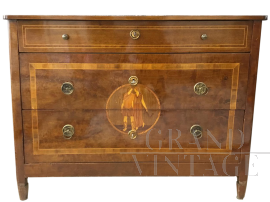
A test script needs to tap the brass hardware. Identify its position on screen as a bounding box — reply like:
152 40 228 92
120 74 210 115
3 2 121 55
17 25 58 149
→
130 30 140 40
62 124 74 139
201 34 208 40
61 82 74 95
62 34 69 40
128 130 137 139
128 76 138 86
194 82 208 95
190 125 203 139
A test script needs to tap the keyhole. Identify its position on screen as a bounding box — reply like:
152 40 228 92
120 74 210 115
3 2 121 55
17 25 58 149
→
129 76 138 85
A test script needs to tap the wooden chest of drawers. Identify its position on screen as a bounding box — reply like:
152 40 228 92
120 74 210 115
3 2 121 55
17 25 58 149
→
4 15 267 200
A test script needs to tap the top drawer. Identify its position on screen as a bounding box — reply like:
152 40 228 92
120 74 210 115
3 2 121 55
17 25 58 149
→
18 21 253 53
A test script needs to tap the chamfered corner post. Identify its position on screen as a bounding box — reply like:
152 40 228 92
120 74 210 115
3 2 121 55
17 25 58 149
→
8 20 28 200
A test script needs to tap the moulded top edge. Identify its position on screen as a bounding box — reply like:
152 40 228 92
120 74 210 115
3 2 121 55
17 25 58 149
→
3 15 268 21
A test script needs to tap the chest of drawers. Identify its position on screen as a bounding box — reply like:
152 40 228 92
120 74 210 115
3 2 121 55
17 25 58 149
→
4 15 267 200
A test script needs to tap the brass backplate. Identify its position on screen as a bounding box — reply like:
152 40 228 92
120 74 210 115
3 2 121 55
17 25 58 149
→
128 130 137 139
194 82 208 95
62 124 75 139
190 124 203 139
128 76 138 86
61 82 74 95
130 30 140 40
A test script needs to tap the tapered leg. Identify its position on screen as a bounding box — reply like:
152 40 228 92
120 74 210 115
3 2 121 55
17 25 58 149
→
236 176 247 200
18 178 28 201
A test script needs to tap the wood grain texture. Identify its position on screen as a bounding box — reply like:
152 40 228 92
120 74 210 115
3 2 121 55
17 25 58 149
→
23 110 244 163
242 21 262 163
28 63 240 110
18 179 28 201
4 15 268 21
24 152 241 164
237 177 247 199
8 20 28 200
5 16 266 200
17 21 253 53
20 54 249 110
24 163 241 177
237 21 263 200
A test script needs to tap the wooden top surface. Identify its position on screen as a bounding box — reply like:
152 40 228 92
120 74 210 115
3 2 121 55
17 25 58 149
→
3 15 268 21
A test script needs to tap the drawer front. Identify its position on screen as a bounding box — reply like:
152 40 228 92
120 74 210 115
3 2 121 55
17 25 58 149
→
23 109 244 163
20 54 249 110
18 21 253 53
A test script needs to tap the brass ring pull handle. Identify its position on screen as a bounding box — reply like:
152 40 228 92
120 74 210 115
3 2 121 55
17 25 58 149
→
62 124 75 139
61 82 74 95
190 125 203 139
128 76 138 86
128 130 137 139
194 82 208 95
130 30 140 40
201 34 208 40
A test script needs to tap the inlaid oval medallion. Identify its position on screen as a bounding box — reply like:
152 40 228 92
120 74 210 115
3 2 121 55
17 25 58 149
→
106 84 160 135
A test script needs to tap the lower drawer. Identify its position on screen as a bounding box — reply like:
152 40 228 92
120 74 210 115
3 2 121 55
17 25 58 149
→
23 110 244 163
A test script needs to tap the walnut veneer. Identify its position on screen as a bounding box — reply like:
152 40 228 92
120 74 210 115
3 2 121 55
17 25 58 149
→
4 15 267 200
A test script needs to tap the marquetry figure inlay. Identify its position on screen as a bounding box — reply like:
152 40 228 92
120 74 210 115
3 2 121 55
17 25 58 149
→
29 63 240 155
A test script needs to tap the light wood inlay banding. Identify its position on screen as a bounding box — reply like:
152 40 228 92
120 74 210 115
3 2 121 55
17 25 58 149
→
22 26 248 47
29 63 240 155
18 21 253 53
230 64 240 109
226 110 236 150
